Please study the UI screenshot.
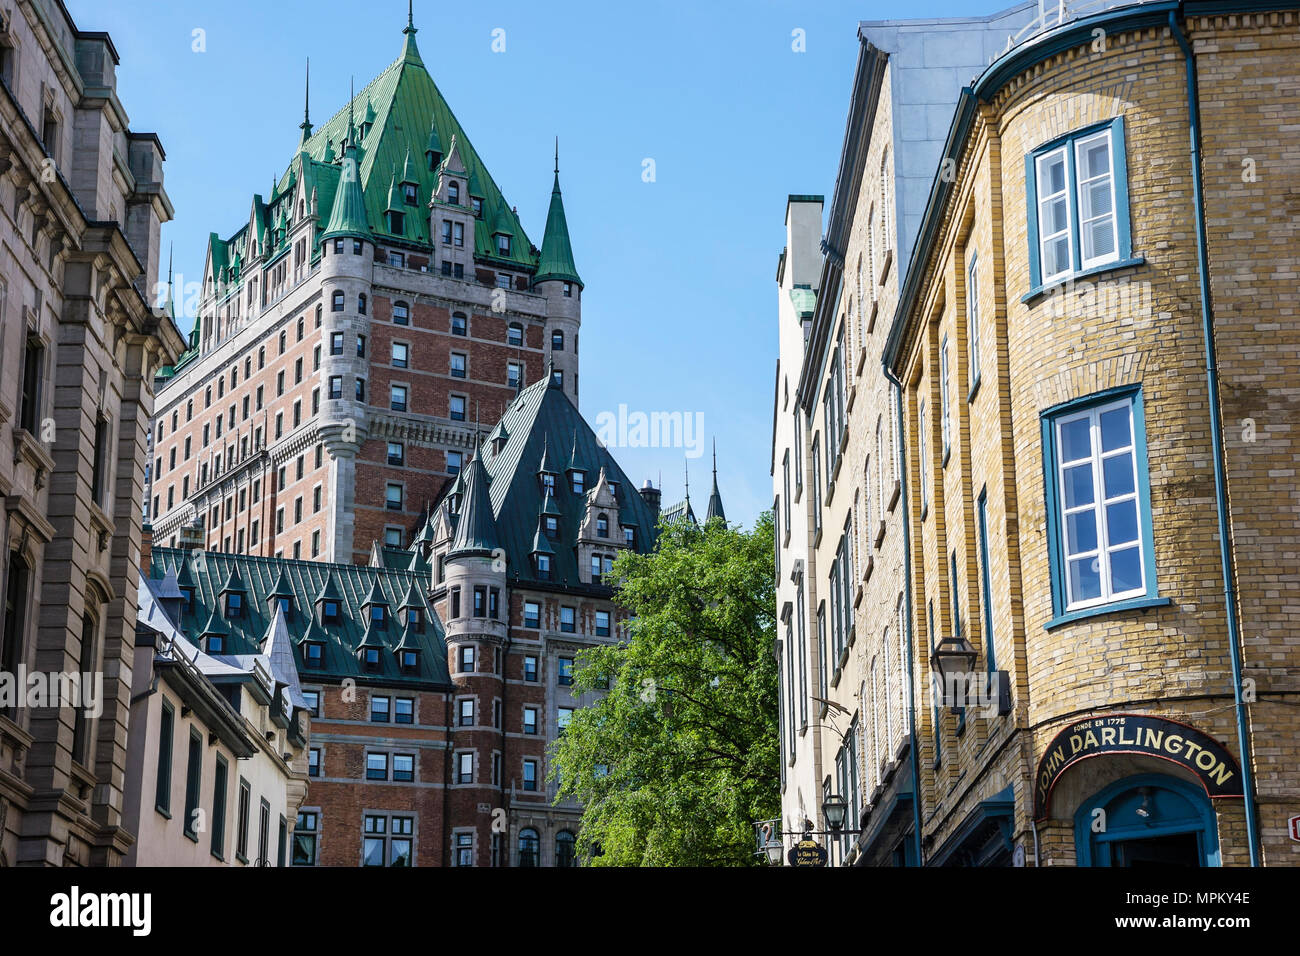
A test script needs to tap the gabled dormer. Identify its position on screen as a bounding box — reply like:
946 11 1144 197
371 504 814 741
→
541 487 562 540
531 517 555 581
394 627 421 675
490 202 514 259
399 148 419 206
536 435 557 497
566 431 585 494
385 169 406 236
315 572 343 625
425 117 443 171
356 620 385 673
578 466 621 544
175 556 197 615
199 609 232 654
399 581 426 632
359 97 376 141
433 134 468 207
219 568 247 619
296 618 329 671
491 423 510 457
268 568 294 615
361 578 390 631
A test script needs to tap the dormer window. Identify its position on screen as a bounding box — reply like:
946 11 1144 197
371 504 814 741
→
363 648 381 672
406 607 423 631
544 516 558 538
563 282 573 298
571 471 585 495
226 593 243 618
472 197 483 218
403 183 417 205
371 605 387 630
624 527 636 548
427 149 442 170
596 513 609 538
304 642 323 668
541 474 555 495
387 210 404 233
535 553 551 580
277 596 291 614
496 234 511 257
205 635 225 654
399 650 418 673
448 181 460 204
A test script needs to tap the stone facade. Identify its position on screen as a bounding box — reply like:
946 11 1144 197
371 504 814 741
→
0 0 184 866
884 4 1299 866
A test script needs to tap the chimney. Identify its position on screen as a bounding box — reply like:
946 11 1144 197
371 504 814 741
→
141 523 154 575
638 479 661 523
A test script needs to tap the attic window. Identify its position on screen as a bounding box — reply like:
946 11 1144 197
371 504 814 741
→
399 650 418 673
448 181 460 204
322 600 340 622
304 642 323 668
624 527 636 548
571 471 585 494
535 553 551 580
226 593 243 618
205 635 225 654
276 596 292 614
541 474 555 495
472 197 483 218
596 514 609 538
387 211 405 234
406 607 423 631
427 150 442 170
496 235 511 257
403 184 417 205
371 605 388 629
544 516 558 538
363 648 381 671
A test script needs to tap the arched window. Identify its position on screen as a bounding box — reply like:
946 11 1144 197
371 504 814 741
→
518 828 539 867
331 290 344 312
556 831 576 868
358 293 367 316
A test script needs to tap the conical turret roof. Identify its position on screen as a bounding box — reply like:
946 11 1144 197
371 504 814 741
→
534 156 582 288
449 449 501 558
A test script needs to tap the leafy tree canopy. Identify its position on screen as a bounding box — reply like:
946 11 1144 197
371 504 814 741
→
551 511 778 866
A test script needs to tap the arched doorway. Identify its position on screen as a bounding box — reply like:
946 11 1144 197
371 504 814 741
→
1074 773 1219 866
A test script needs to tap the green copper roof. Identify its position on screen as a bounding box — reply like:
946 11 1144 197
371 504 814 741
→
533 167 582 288
320 141 371 242
276 23 534 262
449 449 501 558
150 549 450 688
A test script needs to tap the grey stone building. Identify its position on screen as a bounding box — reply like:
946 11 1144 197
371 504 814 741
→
0 0 184 866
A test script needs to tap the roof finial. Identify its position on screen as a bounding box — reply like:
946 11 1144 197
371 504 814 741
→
167 241 173 286
684 457 690 503
300 58 312 141
554 136 559 175
406 0 415 33
348 76 355 145
712 438 717 479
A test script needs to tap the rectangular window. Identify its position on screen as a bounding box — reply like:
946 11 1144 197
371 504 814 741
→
236 779 251 861
393 342 409 368
524 655 538 682
977 490 996 672
366 752 389 780
1043 388 1156 620
450 395 466 421
558 657 573 686
523 759 537 791
560 606 575 633
449 351 465 378
393 754 415 782
557 707 573 734
371 695 391 723
386 483 403 510
308 748 321 778
211 756 228 859
1027 119 1129 288
293 810 319 866
156 699 174 814
395 698 414 724
459 699 474 727
391 384 408 412
458 752 473 784
523 706 539 735
967 252 981 392
595 610 610 637
183 729 202 840
918 399 929 514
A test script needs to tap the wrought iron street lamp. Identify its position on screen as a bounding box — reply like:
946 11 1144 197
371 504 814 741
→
931 634 977 708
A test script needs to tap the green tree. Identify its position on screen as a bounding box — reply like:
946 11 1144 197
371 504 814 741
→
551 511 778 866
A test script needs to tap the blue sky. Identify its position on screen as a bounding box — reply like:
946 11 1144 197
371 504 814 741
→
69 0 995 529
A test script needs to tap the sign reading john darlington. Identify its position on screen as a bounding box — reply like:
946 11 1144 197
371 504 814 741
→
1034 714 1243 819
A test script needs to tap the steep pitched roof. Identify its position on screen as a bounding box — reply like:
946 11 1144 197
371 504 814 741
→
533 164 582 288
149 549 450 688
449 448 500 558
434 375 658 587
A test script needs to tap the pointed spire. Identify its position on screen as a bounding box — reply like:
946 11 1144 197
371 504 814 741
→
450 445 501 558
321 94 371 243
533 142 583 289
401 0 424 66
299 58 313 143
401 147 419 186
706 439 726 524
162 242 175 320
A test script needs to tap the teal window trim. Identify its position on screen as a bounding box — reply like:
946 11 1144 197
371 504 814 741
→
966 250 982 403
976 488 996 673
155 697 174 818
1073 773 1221 867
1024 116 1134 297
1040 383 1161 627
940 335 952 466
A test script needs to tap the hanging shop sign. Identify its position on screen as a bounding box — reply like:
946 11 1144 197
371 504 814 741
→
1034 713 1243 820
787 839 828 867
